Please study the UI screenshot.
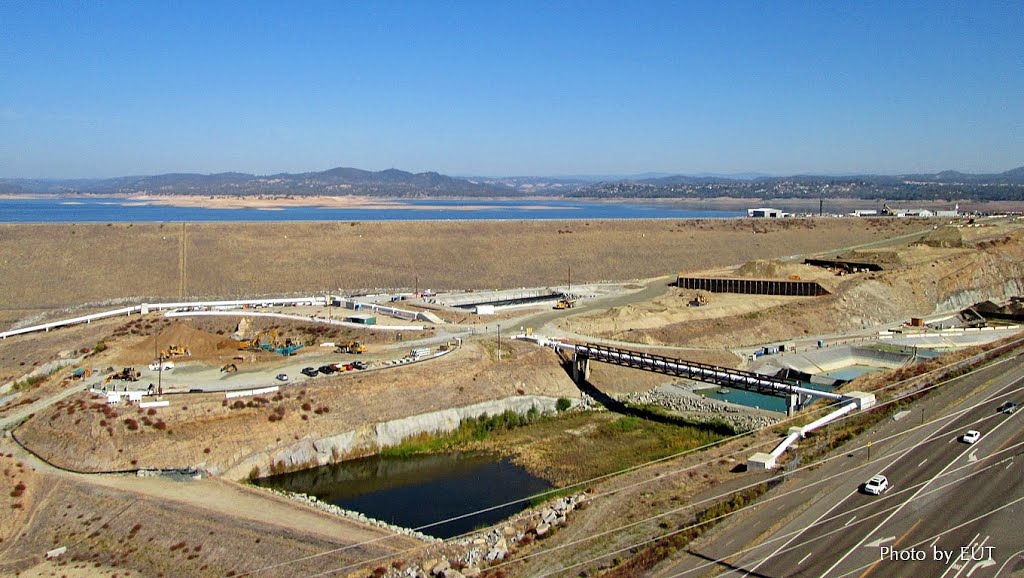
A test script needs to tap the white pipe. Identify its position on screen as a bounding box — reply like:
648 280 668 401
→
800 400 858 434
164 310 424 331
770 432 802 459
768 401 858 460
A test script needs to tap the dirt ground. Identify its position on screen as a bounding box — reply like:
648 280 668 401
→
0 218 938 319
571 221 1024 349
5 216 1021 578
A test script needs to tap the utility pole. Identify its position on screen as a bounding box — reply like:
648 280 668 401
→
497 323 501 362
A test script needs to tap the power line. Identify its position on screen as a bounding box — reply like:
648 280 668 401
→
246 337 1024 577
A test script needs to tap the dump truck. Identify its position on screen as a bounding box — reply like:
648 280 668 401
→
335 341 367 354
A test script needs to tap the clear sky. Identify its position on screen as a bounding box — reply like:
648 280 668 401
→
1 1 1022 178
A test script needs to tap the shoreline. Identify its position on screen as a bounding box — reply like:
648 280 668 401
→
1 192 1019 215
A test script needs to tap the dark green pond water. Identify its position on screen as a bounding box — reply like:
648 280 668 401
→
253 452 553 539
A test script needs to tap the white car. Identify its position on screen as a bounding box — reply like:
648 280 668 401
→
961 430 981 444
276 373 288 382
863 474 889 495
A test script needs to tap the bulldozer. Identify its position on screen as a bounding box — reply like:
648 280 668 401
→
335 340 367 354
106 367 141 382
687 293 708 307
159 344 191 359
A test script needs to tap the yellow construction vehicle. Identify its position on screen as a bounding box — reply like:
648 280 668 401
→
688 293 708 307
335 340 367 354
238 329 278 351
554 298 576 310
220 363 238 373
160 344 191 358
105 367 141 382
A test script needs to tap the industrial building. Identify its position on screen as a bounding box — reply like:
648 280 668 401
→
747 207 789 218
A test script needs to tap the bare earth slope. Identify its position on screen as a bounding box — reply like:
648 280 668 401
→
577 225 1024 348
0 218 934 316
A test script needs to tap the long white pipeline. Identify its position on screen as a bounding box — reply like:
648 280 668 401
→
768 401 858 460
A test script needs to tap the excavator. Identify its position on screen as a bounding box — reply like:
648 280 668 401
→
220 363 238 373
238 329 278 352
335 341 367 354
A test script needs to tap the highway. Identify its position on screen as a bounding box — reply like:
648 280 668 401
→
657 351 1024 578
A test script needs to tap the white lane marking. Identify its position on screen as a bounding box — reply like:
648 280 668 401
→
968 450 979 463
844 515 857 527
821 399 1022 578
799 552 813 565
941 532 981 578
919 459 928 467
863 536 895 549
967 558 996 576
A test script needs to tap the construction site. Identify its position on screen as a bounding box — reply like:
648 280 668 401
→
2 214 1024 577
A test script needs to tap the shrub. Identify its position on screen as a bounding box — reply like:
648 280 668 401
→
556 398 572 412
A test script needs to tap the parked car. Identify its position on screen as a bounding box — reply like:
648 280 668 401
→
301 367 319 377
961 430 981 444
318 365 337 375
276 373 288 382
998 401 1018 414
352 361 368 370
863 474 889 495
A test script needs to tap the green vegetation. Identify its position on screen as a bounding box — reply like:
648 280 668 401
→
381 407 545 458
12 373 47 391
555 397 572 412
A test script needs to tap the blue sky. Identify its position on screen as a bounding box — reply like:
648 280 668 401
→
1 1 1022 178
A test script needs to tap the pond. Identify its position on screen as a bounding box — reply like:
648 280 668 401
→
252 451 553 539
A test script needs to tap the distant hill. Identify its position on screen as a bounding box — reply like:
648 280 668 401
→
2 165 1023 200
0 167 517 198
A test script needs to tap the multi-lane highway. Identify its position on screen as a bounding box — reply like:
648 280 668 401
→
657 350 1024 578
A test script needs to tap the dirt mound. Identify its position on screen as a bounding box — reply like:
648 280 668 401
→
735 259 784 278
914 226 964 248
118 321 238 364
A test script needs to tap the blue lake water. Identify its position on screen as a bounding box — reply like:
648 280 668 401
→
703 381 836 413
0 196 745 223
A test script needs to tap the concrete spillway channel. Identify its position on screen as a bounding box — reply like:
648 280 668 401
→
513 334 875 470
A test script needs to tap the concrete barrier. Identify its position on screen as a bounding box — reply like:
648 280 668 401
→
225 386 279 399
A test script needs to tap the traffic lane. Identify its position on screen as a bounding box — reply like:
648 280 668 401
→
655 354 1024 578
724 373 1024 576
801 413 1024 577
832 438 1024 578
761 427 1024 578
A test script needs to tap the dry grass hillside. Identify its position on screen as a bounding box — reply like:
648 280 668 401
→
577 224 1024 348
0 219 936 318
0 465 420 577
16 340 578 476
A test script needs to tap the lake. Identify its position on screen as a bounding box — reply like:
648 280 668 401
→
0 196 745 223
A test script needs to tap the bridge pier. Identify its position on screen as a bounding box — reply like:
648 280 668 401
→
572 353 591 384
